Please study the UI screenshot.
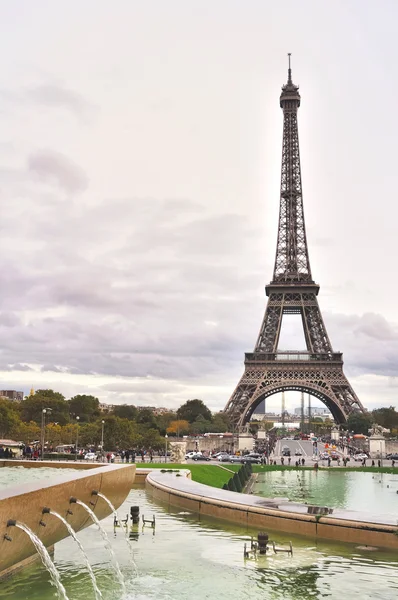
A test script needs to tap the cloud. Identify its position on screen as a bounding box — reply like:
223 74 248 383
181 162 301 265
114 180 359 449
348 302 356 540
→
25 84 93 118
0 157 397 410
27 150 88 193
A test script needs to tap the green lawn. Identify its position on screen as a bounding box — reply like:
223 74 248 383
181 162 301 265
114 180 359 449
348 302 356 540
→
142 463 241 488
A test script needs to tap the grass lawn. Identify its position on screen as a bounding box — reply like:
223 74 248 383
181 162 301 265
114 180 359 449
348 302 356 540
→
141 463 241 488
140 463 398 489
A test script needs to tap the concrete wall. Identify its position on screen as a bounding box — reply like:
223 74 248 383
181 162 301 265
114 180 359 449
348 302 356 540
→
385 440 398 454
0 462 135 579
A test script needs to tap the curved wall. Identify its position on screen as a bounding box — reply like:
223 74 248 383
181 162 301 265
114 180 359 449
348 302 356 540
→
145 469 398 550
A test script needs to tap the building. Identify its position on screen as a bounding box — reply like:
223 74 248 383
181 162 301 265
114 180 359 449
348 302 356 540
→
99 403 115 412
294 407 331 417
0 390 24 402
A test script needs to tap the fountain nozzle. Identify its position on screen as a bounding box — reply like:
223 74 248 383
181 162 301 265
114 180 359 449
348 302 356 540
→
42 507 51 514
69 497 77 504
7 519 16 527
67 509 73 515
3 534 12 541
91 490 98 496
39 520 46 527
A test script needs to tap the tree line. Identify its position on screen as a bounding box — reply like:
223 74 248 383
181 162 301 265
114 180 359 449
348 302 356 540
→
0 391 230 451
346 406 398 436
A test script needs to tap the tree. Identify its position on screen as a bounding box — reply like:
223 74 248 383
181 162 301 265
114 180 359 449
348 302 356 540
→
166 420 190 436
44 423 64 447
372 406 398 430
102 416 142 449
112 404 138 421
191 415 213 434
155 411 177 435
0 399 20 438
10 421 41 444
346 411 373 435
78 422 102 448
177 399 212 423
211 412 230 432
68 395 100 423
136 409 158 429
20 390 69 425
140 427 165 450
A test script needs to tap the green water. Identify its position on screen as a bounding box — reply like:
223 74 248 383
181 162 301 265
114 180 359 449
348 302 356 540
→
1 487 397 599
253 470 398 515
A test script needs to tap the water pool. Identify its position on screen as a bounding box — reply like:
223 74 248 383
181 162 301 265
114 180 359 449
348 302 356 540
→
0 487 397 600
252 470 398 515
0 467 83 490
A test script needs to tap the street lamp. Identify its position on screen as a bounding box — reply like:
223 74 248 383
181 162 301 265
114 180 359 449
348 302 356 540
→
165 434 168 463
41 408 52 460
75 416 80 461
101 420 105 462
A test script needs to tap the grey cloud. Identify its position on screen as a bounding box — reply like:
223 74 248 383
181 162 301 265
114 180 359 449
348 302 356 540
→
326 312 398 378
353 313 397 341
28 150 88 193
6 363 33 372
26 84 93 117
0 313 20 327
41 364 63 373
0 164 397 401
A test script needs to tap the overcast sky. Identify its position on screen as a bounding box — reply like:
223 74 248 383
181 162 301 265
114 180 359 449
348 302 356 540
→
0 1 397 413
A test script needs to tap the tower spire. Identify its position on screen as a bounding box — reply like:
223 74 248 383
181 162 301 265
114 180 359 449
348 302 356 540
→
274 57 309 282
288 52 292 84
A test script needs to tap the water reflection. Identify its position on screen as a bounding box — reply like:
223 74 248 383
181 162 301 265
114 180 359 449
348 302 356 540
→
253 470 398 515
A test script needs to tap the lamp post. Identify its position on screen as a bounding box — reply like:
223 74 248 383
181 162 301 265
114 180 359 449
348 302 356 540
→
41 409 47 460
101 419 105 448
165 434 168 463
40 408 52 460
75 416 80 461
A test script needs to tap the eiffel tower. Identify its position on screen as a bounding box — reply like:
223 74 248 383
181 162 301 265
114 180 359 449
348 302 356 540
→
225 56 366 428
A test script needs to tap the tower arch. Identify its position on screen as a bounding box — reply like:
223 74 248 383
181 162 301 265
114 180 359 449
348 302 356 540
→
242 386 345 426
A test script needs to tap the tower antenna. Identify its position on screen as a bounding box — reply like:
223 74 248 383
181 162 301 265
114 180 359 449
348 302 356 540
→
288 53 292 83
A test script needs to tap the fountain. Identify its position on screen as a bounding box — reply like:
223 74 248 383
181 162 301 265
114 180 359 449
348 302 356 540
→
44 508 103 600
0 462 135 579
93 490 139 576
6 520 69 600
73 498 127 595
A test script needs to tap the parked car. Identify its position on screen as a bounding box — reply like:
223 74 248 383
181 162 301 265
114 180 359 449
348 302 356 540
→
353 453 368 461
229 455 243 463
193 454 211 461
185 451 201 460
294 450 303 456
241 456 262 464
319 452 330 460
330 452 340 460
282 446 291 456
217 453 231 462
84 452 97 460
386 453 398 460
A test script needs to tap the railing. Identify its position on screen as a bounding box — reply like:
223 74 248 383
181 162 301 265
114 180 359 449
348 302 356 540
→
245 351 342 363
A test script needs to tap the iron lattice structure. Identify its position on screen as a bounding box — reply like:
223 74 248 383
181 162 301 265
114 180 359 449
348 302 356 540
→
225 58 365 428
